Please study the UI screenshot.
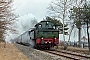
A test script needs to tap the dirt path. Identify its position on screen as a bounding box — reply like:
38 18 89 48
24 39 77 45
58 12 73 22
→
0 43 29 60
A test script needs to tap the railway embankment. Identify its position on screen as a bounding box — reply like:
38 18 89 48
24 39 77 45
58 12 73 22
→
1 42 89 60
15 43 90 60
0 42 29 60
15 43 67 60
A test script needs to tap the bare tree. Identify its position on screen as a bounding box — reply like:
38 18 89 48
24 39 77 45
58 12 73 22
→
0 0 18 42
69 0 89 47
47 0 74 42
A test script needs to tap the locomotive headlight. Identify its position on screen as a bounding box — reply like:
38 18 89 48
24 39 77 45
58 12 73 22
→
49 42 51 43
41 37 44 40
54 38 56 40
45 42 47 44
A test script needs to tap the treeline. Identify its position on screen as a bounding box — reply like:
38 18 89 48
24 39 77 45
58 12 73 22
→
0 0 17 42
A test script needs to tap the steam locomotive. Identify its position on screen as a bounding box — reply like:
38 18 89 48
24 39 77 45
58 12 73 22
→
16 21 59 49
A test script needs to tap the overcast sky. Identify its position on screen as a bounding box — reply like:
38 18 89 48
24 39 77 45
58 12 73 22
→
5 0 89 43
13 0 52 21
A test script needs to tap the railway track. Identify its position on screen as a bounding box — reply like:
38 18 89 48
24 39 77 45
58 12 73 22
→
42 49 90 60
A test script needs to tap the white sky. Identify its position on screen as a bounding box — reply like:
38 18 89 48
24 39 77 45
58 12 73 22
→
13 0 52 21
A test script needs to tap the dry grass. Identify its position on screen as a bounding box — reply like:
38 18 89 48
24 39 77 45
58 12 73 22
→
0 42 29 60
57 46 89 55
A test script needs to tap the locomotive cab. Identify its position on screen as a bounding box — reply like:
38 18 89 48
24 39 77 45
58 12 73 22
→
34 21 59 49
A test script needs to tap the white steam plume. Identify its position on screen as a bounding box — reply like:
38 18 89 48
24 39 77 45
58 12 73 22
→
5 14 38 43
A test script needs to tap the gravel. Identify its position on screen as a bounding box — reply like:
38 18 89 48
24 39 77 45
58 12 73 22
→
14 43 67 60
